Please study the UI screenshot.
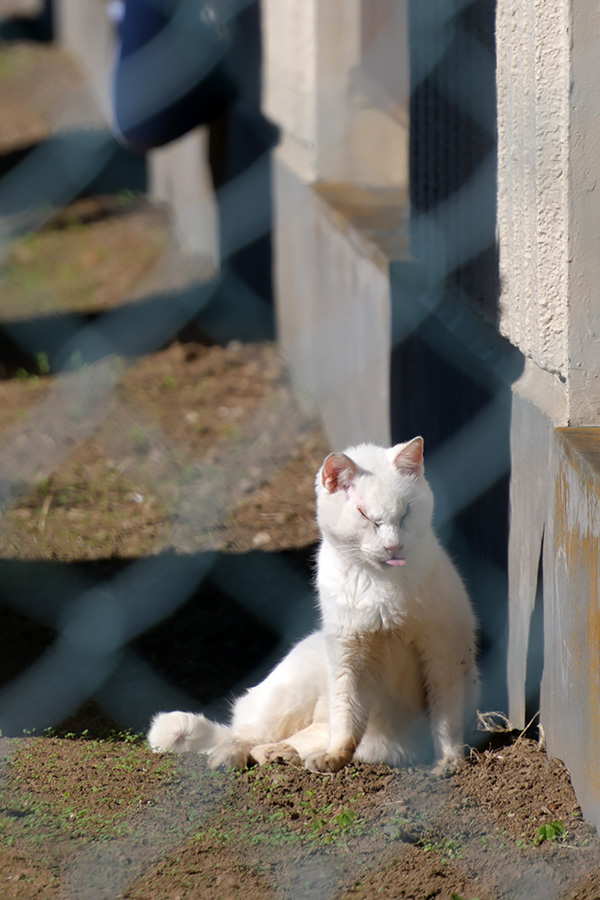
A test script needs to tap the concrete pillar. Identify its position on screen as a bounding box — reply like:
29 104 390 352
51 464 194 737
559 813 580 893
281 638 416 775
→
55 0 116 116
544 429 600 830
54 0 218 264
566 1 600 423
262 0 410 447
150 129 218 265
497 0 600 423
499 0 600 829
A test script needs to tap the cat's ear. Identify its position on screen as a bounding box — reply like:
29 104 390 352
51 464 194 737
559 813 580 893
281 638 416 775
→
321 452 358 493
391 437 424 476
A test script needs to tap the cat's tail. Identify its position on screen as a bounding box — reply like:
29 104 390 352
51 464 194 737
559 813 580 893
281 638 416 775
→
147 710 230 754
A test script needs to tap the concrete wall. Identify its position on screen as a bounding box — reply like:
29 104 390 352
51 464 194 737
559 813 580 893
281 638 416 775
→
496 0 569 380
261 0 409 188
508 393 600 830
547 428 600 827
498 0 600 829
265 0 410 449
55 0 115 117
497 0 600 423
273 161 409 448
261 0 318 179
565 1 600 424
150 130 218 263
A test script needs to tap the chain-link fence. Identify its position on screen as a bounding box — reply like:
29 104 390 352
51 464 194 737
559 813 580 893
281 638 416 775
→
0 1 575 897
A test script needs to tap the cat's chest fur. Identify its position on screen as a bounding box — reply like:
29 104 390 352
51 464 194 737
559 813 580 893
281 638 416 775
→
317 540 424 634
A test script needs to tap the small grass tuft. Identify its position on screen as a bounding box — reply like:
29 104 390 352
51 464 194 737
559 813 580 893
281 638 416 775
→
534 820 565 846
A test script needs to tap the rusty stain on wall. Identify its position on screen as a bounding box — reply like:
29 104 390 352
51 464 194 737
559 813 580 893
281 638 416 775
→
546 429 600 818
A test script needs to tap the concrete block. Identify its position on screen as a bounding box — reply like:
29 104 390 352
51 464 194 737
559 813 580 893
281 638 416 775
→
508 408 600 829
261 0 318 166
507 392 553 729
149 128 218 265
55 0 116 116
497 0 600 422
496 0 569 376
273 146 410 449
0 0 42 16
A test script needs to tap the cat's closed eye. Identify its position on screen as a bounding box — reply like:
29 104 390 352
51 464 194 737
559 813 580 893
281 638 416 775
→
357 507 381 529
399 505 411 527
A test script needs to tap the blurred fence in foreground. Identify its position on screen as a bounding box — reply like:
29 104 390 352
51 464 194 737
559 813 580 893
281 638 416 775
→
1 0 600 895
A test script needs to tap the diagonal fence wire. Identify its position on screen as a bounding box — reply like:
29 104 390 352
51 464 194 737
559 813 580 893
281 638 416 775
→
0 1 572 897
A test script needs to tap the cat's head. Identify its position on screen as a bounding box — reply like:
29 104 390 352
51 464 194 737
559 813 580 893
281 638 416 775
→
315 438 434 570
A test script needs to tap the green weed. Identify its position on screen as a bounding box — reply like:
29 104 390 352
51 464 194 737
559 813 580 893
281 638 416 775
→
36 475 52 496
130 425 151 453
534 820 565 845
36 352 50 375
479 825 508 852
298 789 361 844
419 834 463 863
159 373 178 390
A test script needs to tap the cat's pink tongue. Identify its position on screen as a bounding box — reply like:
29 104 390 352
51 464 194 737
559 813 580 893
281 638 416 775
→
385 558 406 566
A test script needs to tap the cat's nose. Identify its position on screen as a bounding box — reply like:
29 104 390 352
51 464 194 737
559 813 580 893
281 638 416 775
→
384 540 403 554
384 543 406 567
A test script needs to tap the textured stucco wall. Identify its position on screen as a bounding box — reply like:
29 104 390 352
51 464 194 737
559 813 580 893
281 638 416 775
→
497 0 600 424
565 0 600 424
496 0 569 381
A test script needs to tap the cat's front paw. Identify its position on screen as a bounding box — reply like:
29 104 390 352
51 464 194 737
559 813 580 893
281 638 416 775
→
250 742 302 767
431 753 464 777
304 748 352 773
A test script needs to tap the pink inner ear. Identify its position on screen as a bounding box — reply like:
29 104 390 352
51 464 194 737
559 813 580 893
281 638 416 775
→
322 453 358 493
392 437 424 476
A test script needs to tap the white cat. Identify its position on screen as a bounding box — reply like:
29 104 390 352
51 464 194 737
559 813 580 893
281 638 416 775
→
148 438 478 773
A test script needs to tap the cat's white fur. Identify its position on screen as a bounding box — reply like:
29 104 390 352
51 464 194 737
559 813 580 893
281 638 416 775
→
148 438 478 773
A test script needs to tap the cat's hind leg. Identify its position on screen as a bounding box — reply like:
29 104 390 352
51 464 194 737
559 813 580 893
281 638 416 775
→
148 635 328 769
228 633 328 754
207 738 255 770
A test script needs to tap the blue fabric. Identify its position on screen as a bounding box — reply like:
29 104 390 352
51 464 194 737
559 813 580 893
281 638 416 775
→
113 0 238 152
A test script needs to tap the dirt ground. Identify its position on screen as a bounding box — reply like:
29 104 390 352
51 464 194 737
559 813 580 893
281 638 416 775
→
0 36 599 900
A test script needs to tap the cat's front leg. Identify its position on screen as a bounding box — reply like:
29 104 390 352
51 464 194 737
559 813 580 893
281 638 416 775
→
421 650 469 773
304 739 357 773
305 636 370 773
